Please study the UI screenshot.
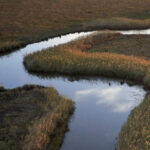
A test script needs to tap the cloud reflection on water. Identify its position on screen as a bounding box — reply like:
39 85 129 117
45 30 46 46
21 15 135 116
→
75 85 145 113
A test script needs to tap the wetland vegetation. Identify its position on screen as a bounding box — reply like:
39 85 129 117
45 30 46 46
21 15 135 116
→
117 94 150 150
1 0 150 53
24 32 150 88
0 85 74 150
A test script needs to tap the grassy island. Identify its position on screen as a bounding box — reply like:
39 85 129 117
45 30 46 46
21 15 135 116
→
24 32 150 88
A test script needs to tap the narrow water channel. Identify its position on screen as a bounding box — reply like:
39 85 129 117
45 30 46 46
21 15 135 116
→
0 29 148 150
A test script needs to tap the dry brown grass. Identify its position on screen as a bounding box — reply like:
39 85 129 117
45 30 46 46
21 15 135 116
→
89 33 150 59
0 85 74 150
52 32 150 59
1 0 150 53
117 94 150 150
23 33 150 88
72 32 150 59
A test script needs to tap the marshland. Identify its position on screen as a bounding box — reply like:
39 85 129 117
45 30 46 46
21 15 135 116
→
1 0 150 54
1 0 150 150
0 85 74 150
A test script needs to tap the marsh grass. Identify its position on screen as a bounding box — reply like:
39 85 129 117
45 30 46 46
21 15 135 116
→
117 94 150 150
0 40 25 53
87 34 150 60
0 85 74 150
1 0 150 53
24 32 150 88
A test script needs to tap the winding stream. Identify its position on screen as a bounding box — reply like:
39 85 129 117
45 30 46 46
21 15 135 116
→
0 29 149 150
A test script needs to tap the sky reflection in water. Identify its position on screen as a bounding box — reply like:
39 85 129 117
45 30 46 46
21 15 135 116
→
75 85 143 113
60 81 145 150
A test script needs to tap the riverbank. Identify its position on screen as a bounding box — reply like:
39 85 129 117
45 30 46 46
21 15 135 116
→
117 93 150 150
0 85 74 150
1 18 150 55
1 0 150 54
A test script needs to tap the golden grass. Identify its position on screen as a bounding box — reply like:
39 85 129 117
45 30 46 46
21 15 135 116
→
0 85 74 150
24 32 150 88
23 91 74 150
54 32 150 60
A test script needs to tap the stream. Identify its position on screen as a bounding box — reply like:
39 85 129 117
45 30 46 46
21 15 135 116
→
0 29 148 150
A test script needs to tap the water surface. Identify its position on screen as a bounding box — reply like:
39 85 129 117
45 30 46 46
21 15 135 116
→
60 79 145 150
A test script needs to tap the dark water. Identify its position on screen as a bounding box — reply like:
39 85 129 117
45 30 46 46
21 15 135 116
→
0 30 147 150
